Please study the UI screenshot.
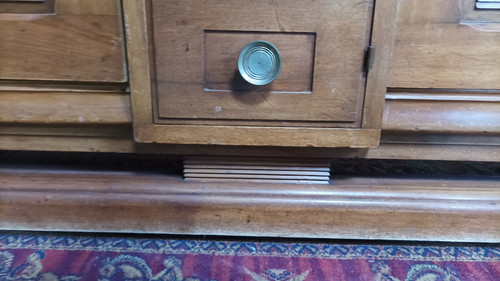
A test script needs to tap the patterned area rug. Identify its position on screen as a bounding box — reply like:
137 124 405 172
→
0 234 499 281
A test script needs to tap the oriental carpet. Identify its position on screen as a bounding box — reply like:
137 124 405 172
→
0 233 499 281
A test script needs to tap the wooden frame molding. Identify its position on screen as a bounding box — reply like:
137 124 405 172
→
1 167 499 243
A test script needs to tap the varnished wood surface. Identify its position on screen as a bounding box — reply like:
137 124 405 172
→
0 1 130 152
1 135 499 162
0 135 134 153
203 31 316 93
0 0 126 82
362 0 400 129
362 143 500 162
383 92 500 134
0 124 131 138
55 0 120 15
1 0 500 243
152 0 372 123
388 0 500 89
0 0 499 161
137 125 381 148
0 87 498 160
4 88 498 135
1 167 499 242
123 0 155 137
0 0 54 14
381 133 500 146
124 0 395 147
0 91 131 124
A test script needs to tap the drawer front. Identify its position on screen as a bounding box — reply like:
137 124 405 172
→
125 0 397 147
0 0 54 14
389 0 500 89
0 0 126 83
151 0 372 124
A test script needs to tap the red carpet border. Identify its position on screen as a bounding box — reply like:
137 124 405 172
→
0 234 499 280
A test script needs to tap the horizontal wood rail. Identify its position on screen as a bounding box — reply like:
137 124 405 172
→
1 88 499 161
0 91 131 124
383 89 500 134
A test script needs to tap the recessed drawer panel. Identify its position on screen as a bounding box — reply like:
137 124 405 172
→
204 31 315 93
159 30 317 121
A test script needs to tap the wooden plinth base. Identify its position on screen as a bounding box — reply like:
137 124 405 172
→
1 166 499 242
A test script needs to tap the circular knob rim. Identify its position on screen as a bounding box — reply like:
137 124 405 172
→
238 40 282 86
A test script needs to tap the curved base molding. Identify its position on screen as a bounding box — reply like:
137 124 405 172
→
1 167 499 243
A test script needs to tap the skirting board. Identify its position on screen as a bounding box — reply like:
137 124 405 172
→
0 167 499 243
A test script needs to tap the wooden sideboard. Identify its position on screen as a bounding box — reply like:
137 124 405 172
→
0 0 499 242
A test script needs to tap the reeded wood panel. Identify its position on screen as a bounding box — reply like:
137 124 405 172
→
388 0 500 89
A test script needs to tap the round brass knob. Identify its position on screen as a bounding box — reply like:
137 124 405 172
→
238 41 282 86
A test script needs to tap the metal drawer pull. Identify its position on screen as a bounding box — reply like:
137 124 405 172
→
238 41 282 86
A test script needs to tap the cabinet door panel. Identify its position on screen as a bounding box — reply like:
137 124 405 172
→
0 0 126 83
389 0 500 89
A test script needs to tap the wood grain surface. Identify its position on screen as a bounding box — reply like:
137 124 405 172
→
0 91 131 124
1 167 499 242
136 125 381 148
383 91 500 134
388 0 500 89
203 31 316 93
362 0 400 129
0 0 126 82
1 135 500 162
1 0 499 162
124 0 397 148
0 0 54 13
55 0 119 15
151 0 372 123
